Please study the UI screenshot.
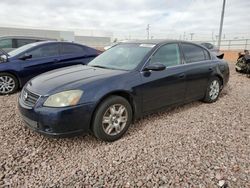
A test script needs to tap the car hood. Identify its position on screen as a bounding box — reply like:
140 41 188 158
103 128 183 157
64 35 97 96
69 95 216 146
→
26 65 126 95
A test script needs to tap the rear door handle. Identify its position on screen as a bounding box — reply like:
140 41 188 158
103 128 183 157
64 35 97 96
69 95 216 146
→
209 67 213 72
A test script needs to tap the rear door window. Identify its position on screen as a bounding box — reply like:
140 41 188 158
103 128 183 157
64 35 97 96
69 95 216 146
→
28 44 60 59
150 43 181 67
61 44 85 55
181 43 210 63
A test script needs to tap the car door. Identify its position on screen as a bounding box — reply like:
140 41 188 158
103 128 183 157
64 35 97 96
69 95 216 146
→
20 43 60 83
180 43 213 101
140 43 187 112
59 43 95 66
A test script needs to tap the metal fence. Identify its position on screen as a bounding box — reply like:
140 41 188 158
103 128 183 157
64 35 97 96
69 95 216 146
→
193 39 250 50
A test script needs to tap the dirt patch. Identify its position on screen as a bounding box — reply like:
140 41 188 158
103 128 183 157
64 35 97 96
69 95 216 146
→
221 50 241 62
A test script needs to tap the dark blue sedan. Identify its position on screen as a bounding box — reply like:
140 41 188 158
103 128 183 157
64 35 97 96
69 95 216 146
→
18 40 229 142
0 41 100 94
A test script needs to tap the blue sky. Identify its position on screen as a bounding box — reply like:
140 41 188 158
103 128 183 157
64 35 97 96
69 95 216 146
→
0 0 249 40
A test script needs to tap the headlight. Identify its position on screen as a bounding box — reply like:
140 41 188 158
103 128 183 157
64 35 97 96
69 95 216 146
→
44 90 83 107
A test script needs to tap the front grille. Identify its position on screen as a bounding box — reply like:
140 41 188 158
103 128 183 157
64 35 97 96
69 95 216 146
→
21 89 40 107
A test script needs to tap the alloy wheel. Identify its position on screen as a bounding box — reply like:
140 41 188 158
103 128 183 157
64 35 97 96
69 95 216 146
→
102 104 128 136
0 76 15 94
209 80 220 100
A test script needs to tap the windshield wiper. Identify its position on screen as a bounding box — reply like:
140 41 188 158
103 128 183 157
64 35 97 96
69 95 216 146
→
90 65 110 69
90 65 128 71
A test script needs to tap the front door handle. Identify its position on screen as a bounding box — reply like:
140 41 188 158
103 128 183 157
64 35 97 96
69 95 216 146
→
179 73 185 79
53 59 60 63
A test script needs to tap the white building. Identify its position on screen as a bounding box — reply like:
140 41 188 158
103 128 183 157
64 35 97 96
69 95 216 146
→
0 26 112 48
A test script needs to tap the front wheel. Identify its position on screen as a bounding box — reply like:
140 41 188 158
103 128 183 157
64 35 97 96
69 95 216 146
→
92 96 132 142
203 77 221 103
0 73 19 95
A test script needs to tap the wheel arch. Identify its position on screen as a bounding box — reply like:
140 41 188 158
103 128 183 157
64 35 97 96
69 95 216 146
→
0 71 21 88
213 74 224 88
90 90 137 130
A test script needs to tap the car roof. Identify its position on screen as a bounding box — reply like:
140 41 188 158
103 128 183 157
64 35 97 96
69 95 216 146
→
121 39 199 45
122 39 176 44
120 39 211 54
29 41 86 46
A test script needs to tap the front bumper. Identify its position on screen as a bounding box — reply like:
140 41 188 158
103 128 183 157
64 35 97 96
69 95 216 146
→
18 97 96 137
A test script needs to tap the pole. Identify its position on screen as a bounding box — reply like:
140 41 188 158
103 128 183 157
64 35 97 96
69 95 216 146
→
218 0 226 50
146 24 150 40
190 33 194 40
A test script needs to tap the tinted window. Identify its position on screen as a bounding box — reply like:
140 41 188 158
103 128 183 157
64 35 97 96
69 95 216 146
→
150 43 180 67
16 39 37 48
0 39 12 48
28 44 59 59
182 43 208 63
61 44 85 55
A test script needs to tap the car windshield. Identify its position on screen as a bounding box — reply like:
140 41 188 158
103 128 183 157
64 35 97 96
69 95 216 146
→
89 43 154 70
8 43 38 57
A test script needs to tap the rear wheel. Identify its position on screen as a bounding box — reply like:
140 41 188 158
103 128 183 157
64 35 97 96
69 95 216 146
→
0 73 19 95
203 77 221 103
92 96 132 142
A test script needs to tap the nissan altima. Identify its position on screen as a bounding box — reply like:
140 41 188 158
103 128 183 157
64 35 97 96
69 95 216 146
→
18 40 229 142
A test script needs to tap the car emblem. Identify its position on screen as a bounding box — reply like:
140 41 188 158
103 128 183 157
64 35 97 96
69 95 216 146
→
23 91 28 101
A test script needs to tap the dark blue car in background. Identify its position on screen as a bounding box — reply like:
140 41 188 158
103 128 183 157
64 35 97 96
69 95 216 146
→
19 40 230 142
0 41 100 94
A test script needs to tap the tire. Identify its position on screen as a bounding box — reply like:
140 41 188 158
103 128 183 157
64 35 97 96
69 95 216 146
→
203 77 221 103
92 96 132 142
0 73 19 95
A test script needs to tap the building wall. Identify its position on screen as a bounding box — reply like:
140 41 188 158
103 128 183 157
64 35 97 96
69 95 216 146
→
75 36 111 48
0 27 111 48
0 27 62 40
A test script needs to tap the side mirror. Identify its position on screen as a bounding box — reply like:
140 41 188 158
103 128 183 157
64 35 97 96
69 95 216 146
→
143 63 166 71
19 53 32 60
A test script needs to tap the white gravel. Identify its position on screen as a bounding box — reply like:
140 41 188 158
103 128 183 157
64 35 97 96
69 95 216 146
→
0 63 249 187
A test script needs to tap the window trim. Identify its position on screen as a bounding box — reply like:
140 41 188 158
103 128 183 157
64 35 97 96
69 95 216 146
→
180 42 211 64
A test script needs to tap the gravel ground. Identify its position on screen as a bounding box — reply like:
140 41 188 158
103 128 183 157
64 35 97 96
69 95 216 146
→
0 63 249 187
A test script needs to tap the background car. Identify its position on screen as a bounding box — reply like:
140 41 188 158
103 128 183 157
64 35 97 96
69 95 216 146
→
200 42 219 54
18 40 230 142
0 41 100 94
0 36 56 52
